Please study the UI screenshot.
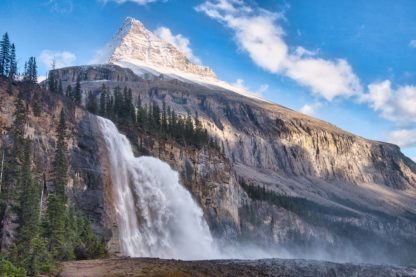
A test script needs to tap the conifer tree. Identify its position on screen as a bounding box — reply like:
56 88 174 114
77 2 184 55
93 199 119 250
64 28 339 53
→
48 71 57 94
24 57 37 83
58 80 63 95
18 140 41 244
99 84 107 116
0 98 27 251
0 32 10 76
73 77 82 105
65 85 72 99
45 109 68 259
161 101 167 132
8 44 16 80
86 91 98 114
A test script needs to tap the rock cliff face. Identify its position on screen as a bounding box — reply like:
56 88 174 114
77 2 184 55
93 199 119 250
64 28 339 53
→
51 64 416 264
0 78 112 244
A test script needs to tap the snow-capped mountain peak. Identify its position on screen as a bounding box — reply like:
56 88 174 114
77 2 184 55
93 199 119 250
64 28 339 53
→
99 17 266 102
107 17 217 79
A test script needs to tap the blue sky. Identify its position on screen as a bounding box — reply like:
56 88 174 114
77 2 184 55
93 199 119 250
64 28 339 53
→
1 0 416 159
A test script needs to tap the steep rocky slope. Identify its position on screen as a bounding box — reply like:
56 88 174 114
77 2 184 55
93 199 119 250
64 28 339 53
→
0 78 112 244
51 64 416 264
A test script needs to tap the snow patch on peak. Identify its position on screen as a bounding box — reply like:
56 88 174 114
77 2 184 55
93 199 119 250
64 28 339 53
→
94 17 269 102
106 17 216 80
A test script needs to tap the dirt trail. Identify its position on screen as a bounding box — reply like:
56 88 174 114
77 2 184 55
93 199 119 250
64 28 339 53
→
58 257 416 277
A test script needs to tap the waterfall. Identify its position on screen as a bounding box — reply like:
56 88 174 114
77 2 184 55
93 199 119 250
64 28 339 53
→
97 117 221 260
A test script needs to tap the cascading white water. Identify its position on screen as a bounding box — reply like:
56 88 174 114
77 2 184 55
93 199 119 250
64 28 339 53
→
97 117 221 260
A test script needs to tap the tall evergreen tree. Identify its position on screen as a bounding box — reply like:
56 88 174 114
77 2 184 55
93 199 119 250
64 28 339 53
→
8 44 16 80
86 91 98 114
48 61 57 93
18 140 41 244
161 101 167 132
73 77 82 105
58 80 63 95
0 98 27 251
45 109 68 259
24 57 37 83
0 33 10 76
99 84 108 117
65 85 72 99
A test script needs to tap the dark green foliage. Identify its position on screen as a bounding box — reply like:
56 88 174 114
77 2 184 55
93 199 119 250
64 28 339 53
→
42 110 106 263
8 44 16 80
65 208 106 260
32 93 42 117
0 33 17 79
48 70 57 93
0 257 26 277
0 33 11 77
94 87 215 148
45 109 68 258
73 77 82 105
23 57 37 84
65 84 72 99
99 84 108 116
18 141 41 244
240 179 357 227
135 102 211 148
0 33 106 275
86 91 98 114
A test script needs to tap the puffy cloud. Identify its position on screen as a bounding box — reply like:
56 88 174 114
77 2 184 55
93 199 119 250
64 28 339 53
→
300 103 322 116
232 78 269 97
47 0 73 14
362 80 416 122
37 75 47 83
154 27 201 64
388 129 416 148
232 78 247 90
39 50 77 69
196 0 362 100
410 40 416 48
286 57 361 100
100 0 160 5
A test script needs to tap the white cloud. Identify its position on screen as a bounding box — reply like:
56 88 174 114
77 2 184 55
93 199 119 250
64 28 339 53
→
412 157 416 162
100 0 160 5
232 78 268 97
37 75 47 83
256 84 269 96
47 0 73 14
154 27 201 64
409 40 416 48
362 80 416 122
232 78 247 90
388 129 416 148
286 57 361 100
39 50 76 69
196 0 362 100
300 103 322 116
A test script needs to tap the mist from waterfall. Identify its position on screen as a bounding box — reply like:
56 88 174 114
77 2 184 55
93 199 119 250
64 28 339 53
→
97 117 222 260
